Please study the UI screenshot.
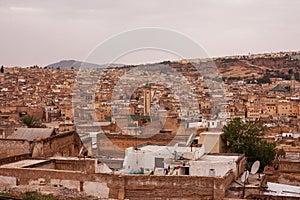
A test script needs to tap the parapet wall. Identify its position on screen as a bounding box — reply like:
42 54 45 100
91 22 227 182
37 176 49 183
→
0 166 234 199
0 153 31 166
279 160 300 173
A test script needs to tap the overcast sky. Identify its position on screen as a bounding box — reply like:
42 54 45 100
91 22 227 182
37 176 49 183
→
0 0 299 67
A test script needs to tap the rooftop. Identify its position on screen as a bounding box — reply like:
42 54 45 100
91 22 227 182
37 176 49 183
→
7 128 54 141
0 159 48 168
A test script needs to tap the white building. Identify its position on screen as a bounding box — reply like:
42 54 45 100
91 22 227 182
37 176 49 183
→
189 154 245 177
122 144 205 175
121 144 245 178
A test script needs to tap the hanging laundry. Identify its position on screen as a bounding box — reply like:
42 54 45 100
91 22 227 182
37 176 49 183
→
170 166 175 175
164 168 168 175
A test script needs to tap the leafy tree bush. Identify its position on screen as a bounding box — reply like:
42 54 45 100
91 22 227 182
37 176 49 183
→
222 118 276 171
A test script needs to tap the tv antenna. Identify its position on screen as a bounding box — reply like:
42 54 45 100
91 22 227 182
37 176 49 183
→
166 143 178 161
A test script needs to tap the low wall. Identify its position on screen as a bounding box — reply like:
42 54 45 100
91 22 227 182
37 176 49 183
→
279 160 300 173
21 159 96 174
0 166 234 199
0 153 31 166
54 159 96 174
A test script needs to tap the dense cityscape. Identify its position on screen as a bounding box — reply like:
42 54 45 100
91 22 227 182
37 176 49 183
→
1 0 300 199
0 51 300 199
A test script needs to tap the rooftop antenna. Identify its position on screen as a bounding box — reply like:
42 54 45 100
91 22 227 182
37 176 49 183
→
166 143 180 161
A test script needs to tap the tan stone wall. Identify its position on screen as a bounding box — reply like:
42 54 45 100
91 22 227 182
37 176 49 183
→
0 139 31 157
0 166 234 199
32 131 82 158
279 161 300 173
54 159 95 174
0 153 31 165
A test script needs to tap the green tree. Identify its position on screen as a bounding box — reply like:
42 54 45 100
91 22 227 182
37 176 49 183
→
20 115 44 128
222 118 276 171
0 65 4 73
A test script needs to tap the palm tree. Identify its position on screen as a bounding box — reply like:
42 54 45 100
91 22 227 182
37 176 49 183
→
20 115 44 128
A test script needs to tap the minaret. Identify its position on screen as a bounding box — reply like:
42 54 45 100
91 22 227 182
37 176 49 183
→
144 84 151 116
291 73 295 94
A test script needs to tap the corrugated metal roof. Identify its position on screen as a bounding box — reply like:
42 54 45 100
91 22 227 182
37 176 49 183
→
7 128 54 141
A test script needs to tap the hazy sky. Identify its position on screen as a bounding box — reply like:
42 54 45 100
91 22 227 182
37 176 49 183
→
0 0 299 67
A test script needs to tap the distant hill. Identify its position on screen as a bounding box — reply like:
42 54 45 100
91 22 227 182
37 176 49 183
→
45 60 123 69
214 53 300 83
44 51 300 83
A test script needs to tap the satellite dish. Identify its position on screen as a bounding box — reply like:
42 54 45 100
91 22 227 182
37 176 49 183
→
186 133 195 147
241 170 249 183
250 160 260 174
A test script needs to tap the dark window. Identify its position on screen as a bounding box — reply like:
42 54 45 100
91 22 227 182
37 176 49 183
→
155 157 164 168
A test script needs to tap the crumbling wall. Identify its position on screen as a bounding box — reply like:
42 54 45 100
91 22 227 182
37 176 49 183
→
0 166 234 199
32 131 82 158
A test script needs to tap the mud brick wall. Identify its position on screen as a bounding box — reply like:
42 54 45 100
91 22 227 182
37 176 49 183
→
0 166 234 199
279 160 300 173
33 131 82 158
121 175 214 199
54 159 96 174
0 153 31 165
0 139 30 156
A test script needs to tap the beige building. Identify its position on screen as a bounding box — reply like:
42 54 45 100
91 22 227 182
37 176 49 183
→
277 102 292 117
198 131 224 153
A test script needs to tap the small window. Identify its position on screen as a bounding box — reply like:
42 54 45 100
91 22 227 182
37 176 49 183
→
155 157 164 168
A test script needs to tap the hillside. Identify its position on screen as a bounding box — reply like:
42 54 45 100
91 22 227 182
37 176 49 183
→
45 60 123 69
45 52 300 83
214 52 300 82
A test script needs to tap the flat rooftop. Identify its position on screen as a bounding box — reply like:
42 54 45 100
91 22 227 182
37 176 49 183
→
0 159 48 168
279 152 300 162
200 131 223 135
198 155 240 162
